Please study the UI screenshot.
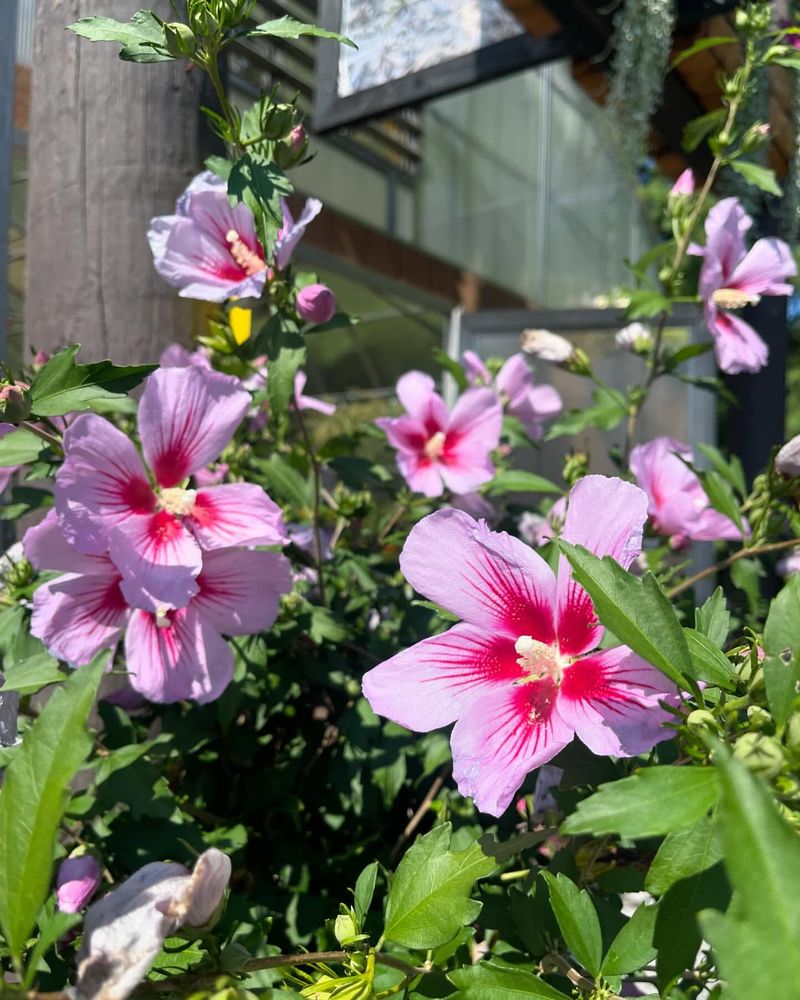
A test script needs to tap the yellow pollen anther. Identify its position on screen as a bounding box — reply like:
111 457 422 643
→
515 635 563 683
424 431 446 460
155 606 171 628
225 229 266 277
711 287 761 310
159 487 197 517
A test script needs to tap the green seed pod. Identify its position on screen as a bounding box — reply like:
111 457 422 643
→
163 22 196 58
733 732 785 779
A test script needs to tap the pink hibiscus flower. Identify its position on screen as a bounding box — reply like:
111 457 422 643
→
24 511 291 703
55 365 286 610
274 197 323 271
362 475 675 816
462 350 562 440
376 371 502 497
630 437 744 548
148 171 268 303
697 197 796 374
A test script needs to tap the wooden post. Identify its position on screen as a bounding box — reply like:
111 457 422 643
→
24 1 204 364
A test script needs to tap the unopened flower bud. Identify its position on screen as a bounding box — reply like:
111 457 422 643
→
786 713 800 751
669 168 695 199
32 350 50 370
0 381 31 423
563 451 589 488
564 348 592 377
163 22 196 57
742 122 771 154
334 912 358 944
746 705 772 729
733 732 785 779
686 709 719 735
775 434 800 477
520 328 573 364
615 321 653 353
56 854 102 913
296 284 337 326
262 103 295 141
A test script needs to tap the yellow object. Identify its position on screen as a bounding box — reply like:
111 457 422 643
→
229 306 253 345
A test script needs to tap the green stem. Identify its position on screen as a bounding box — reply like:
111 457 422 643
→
667 537 800 599
203 46 243 156
295 404 328 608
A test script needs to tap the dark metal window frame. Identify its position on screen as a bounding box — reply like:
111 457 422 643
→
313 0 570 132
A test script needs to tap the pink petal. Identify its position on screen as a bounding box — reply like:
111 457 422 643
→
557 476 648 657
31 570 127 665
461 350 491 386
125 606 233 704
110 513 202 611
630 437 707 540
400 508 557 639
362 624 522 731
689 506 745 542
708 307 768 374
557 646 675 757
194 547 293 635
56 414 155 555
138 367 250 487
159 344 212 370
294 371 337 415
495 353 531 400
274 197 323 270
699 197 751 300
24 510 115 575
396 371 440 422
375 414 427 454
188 483 287 549
450 681 573 816
446 386 503 451
397 453 445 497
438 453 496 495
728 236 796 297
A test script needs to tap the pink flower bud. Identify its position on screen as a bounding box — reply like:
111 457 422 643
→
0 381 31 423
56 855 102 913
670 168 695 197
290 125 307 155
33 350 50 369
296 283 337 326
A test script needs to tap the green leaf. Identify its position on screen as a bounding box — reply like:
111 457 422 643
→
762 655 800 729
682 108 726 152
246 15 356 48
485 471 561 496
600 902 657 975
562 767 719 839
645 814 722 896
694 587 730 647
662 342 714 371
729 160 782 197
0 428 46 468
0 659 104 961
763 576 800 726
2 652 65 695
556 542 696 691
540 871 602 975
684 628 735 690
448 963 568 999
22 908 81 990
671 36 737 68
546 387 627 439
67 11 172 62
432 349 469 392
700 746 800 998
228 154 293 223
353 862 378 927
694 444 746 497
625 288 671 320
29 345 156 417
384 823 494 949
253 455 312 508
698 470 744 532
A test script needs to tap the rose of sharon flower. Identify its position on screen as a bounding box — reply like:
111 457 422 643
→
462 351 562 440
56 366 286 610
56 855 102 913
296 283 337 325
669 168 695 197
630 437 743 548
362 475 676 816
376 371 502 497
75 849 231 1000
148 171 268 303
696 197 796 374
25 511 292 703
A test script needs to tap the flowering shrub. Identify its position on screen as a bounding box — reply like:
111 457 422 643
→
2 3 800 1000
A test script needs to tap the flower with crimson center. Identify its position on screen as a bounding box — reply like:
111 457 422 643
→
362 475 676 816
461 350 562 441
376 371 502 497
55 365 287 610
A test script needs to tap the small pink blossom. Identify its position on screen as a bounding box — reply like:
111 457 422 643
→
519 497 567 547
670 168 695 197
697 197 796 374
294 370 336 416
775 434 800 477
777 550 800 577
362 475 675 816
376 371 502 498
57 855 102 913
192 463 229 487
296 283 337 325
462 351 562 440
630 437 744 547
148 172 268 303
274 198 323 271
159 343 211 370
55 366 286 610
25 511 292 703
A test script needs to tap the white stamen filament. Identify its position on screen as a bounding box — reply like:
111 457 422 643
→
515 635 564 684
159 487 197 517
424 431 447 460
711 287 761 310
155 606 171 628
225 229 266 276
